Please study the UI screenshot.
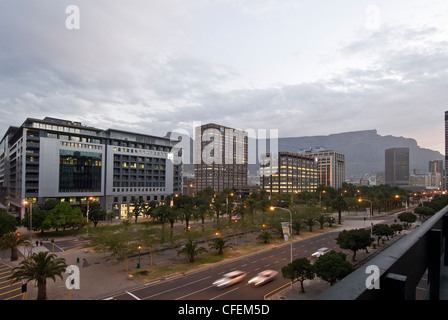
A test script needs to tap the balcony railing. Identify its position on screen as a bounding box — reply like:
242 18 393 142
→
317 205 448 300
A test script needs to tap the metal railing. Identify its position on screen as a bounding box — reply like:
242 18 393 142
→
317 205 448 300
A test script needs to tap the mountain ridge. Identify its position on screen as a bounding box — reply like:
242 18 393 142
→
273 129 443 175
169 129 444 176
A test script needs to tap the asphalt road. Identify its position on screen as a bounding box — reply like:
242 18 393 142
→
103 227 349 300
0 262 23 300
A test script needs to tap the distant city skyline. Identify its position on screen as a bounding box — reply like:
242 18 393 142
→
1 1 447 154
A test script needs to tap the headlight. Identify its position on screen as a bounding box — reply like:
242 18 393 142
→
248 277 258 283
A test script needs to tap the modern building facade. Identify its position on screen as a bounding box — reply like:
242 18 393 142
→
0 117 182 219
260 151 318 195
194 123 248 193
299 150 345 190
385 147 410 187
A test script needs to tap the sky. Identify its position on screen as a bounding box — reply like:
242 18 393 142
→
1 0 447 154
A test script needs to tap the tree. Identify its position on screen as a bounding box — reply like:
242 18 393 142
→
66 207 86 235
292 218 304 235
87 202 107 227
303 216 316 232
0 233 30 261
0 209 17 237
104 226 136 272
175 195 195 232
331 195 348 224
390 223 403 235
131 199 145 223
257 230 273 244
152 205 172 242
195 202 212 232
281 258 315 293
313 251 355 286
23 209 48 234
335 229 374 261
138 226 157 265
414 206 435 220
9 251 67 300
177 239 207 263
211 194 225 228
397 212 417 229
372 224 394 246
209 237 232 255
316 214 328 230
44 202 74 232
253 190 270 223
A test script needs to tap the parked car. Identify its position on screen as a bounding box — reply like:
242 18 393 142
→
213 270 247 289
311 247 331 258
248 270 278 287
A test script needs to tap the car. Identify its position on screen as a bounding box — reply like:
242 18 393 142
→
231 213 242 220
213 270 247 289
248 270 279 287
311 247 331 258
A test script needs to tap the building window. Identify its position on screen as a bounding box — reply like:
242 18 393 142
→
59 150 102 193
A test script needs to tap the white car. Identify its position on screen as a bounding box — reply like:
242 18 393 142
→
311 247 331 258
213 270 247 289
248 270 279 287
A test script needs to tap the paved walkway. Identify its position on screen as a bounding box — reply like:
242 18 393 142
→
1 214 402 300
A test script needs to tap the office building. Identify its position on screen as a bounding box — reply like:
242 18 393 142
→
260 151 318 195
194 123 248 193
0 117 182 219
429 160 443 189
299 149 345 190
385 147 410 187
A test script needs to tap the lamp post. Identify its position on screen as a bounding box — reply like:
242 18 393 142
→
138 245 142 269
86 196 93 234
319 190 326 206
395 195 408 212
358 198 373 236
270 206 293 263
23 200 32 256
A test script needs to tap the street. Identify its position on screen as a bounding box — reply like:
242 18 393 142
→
0 262 23 300
102 221 373 300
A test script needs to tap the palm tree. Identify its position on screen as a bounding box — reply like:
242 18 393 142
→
332 195 348 224
9 251 67 300
0 233 30 261
177 239 207 262
257 230 273 244
209 237 232 255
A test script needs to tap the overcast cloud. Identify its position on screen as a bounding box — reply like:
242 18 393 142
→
1 0 447 153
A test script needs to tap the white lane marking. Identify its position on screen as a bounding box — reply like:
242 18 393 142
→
126 291 141 300
142 276 212 299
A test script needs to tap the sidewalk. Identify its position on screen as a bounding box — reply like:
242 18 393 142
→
5 215 398 300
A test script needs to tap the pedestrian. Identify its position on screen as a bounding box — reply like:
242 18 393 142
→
35 240 39 247
40 239 43 246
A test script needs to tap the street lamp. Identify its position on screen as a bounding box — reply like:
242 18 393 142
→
319 190 326 205
395 195 408 212
269 206 293 263
23 200 33 256
138 245 142 268
358 198 373 236
86 196 93 234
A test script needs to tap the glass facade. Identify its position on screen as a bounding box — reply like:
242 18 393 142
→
59 150 102 193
